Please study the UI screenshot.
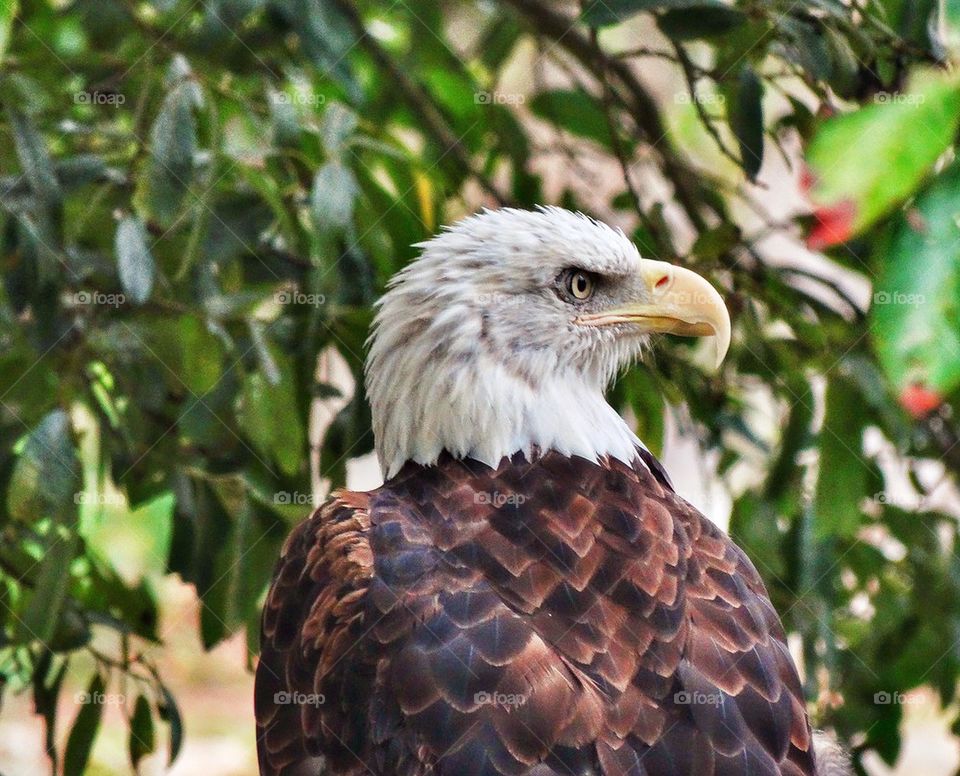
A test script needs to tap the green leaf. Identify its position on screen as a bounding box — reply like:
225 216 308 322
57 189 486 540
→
806 71 960 246
158 683 183 765
657 5 745 39
179 316 223 395
145 315 224 397
279 0 360 101
204 490 285 643
64 672 106 776
611 366 664 455
529 89 613 150
18 528 79 645
777 16 832 81
582 0 724 27
690 223 739 262
7 106 61 206
765 381 814 503
872 163 960 397
142 60 201 226
310 160 358 233
8 409 78 521
729 66 765 181
814 375 868 539
0 1 17 64
237 351 306 477
321 102 358 154
129 694 156 770
115 216 156 306
32 653 68 771
478 15 521 69
823 25 860 99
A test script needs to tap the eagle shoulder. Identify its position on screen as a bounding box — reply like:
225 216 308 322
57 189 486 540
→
255 490 375 776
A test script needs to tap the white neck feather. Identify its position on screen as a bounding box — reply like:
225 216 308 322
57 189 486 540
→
368 340 641 479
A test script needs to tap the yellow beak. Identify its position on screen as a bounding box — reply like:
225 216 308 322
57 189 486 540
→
576 259 731 368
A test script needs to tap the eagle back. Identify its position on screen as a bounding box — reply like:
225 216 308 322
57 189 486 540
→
255 452 816 776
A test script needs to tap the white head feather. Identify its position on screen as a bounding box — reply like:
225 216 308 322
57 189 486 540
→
366 207 657 478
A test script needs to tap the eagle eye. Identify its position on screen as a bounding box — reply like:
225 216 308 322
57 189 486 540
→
563 269 596 302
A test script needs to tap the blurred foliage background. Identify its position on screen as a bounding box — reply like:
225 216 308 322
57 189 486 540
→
2 0 960 773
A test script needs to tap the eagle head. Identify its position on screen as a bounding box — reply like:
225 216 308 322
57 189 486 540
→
366 207 730 478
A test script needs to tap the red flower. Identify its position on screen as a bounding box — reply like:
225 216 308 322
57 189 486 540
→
899 383 942 418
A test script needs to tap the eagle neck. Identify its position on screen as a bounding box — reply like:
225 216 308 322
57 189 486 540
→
369 346 644 479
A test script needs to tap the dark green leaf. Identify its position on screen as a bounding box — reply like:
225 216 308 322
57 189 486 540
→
582 0 723 27
142 61 200 226
64 672 106 776
730 66 765 180
7 410 78 521
657 6 746 40
32 653 68 771
6 107 61 206
690 223 739 262
158 683 183 765
479 15 521 69
814 375 868 539
765 381 814 503
529 90 613 149
18 529 79 645
129 694 156 769
237 350 306 477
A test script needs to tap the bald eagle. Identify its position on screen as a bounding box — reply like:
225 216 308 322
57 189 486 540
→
255 208 848 776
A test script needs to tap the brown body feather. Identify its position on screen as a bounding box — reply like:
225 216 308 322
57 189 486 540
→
255 452 816 775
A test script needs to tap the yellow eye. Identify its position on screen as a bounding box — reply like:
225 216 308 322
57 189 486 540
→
568 270 594 301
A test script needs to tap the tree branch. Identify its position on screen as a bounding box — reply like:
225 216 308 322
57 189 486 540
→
501 0 711 231
588 28 673 254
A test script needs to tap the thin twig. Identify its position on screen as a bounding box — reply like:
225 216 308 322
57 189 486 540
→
501 0 711 232
671 41 743 169
588 27 671 254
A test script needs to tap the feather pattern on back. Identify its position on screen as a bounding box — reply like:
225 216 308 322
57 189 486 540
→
256 451 817 776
